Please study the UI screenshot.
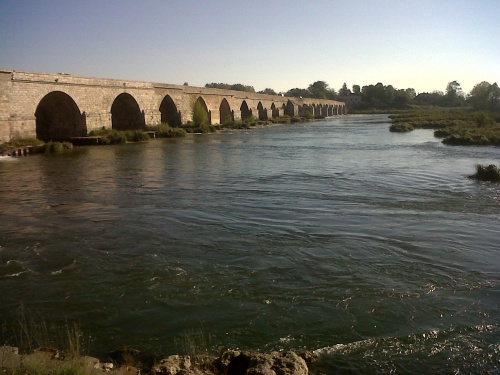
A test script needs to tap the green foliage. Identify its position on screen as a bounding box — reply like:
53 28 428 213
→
470 164 500 182
390 106 500 146
468 82 500 111
290 116 305 123
0 137 44 154
285 88 312 98
473 112 494 128
444 80 466 106
146 124 187 138
257 88 278 95
389 123 414 132
442 134 492 146
43 142 73 153
271 116 291 124
205 82 255 93
88 128 150 144
123 130 150 142
183 121 216 133
308 81 335 99
243 115 258 126
192 100 209 127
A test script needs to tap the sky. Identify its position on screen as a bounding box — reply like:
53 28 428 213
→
0 0 498 95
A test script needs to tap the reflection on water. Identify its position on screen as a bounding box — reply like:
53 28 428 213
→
0 115 499 371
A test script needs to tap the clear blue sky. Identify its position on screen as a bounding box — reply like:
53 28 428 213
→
0 0 498 95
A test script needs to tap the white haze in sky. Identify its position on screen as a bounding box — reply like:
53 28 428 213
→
0 0 498 94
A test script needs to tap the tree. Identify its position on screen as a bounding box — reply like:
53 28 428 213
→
468 81 500 111
352 85 361 94
258 88 278 95
192 99 209 126
308 81 331 99
285 88 312 98
444 80 465 106
205 83 255 92
338 82 350 97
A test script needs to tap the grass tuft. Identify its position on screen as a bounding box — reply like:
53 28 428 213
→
469 164 500 182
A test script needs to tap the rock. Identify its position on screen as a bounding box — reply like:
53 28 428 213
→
0 346 20 368
154 354 192 374
216 350 308 375
273 352 308 375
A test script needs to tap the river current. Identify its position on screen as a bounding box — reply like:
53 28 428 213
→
0 115 499 373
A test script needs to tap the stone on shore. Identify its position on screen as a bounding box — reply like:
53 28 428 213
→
153 350 308 375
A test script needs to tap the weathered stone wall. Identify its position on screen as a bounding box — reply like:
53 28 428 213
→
0 69 346 143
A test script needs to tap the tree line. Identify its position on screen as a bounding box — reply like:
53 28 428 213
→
205 80 500 112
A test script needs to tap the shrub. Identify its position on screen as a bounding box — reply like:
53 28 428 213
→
473 112 494 128
434 129 452 138
0 137 44 154
469 164 500 182
243 115 258 127
192 101 209 127
290 117 304 123
442 134 490 146
389 123 414 132
106 130 127 144
146 124 187 138
43 142 73 153
124 130 150 142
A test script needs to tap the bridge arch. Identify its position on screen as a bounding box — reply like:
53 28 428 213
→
111 93 145 130
35 91 86 141
257 102 267 120
321 104 328 117
219 98 233 124
240 101 252 120
271 103 279 118
193 96 211 126
285 100 295 117
159 95 181 126
327 105 333 116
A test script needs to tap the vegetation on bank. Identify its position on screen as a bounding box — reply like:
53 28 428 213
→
88 128 150 144
0 115 316 154
0 138 75 155
389 106 500 146
389 122 414 133
144 124 187 138
43 141 73 153
0 137 44 155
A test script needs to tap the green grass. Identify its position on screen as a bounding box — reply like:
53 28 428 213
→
43 141 73 153
0 137 44 154
145 123 187 138
87 128 150 144
1 309 95 375
389 106 500 145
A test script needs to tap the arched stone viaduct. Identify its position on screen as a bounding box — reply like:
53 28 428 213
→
0 69 346 143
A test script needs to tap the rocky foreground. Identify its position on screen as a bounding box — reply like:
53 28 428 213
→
0 345 317 374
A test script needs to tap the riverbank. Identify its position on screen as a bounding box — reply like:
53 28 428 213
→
388 106 500 145
0 115 317 157
0 345 315 374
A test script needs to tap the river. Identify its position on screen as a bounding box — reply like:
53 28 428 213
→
0 115 499 373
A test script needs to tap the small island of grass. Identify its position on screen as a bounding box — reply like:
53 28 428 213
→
469 164 500 182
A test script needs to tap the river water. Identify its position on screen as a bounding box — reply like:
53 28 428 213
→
0 115 499 373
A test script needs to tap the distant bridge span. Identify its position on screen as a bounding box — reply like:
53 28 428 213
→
0 69 346 142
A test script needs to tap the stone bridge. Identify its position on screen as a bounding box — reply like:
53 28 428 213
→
0 69 346 142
